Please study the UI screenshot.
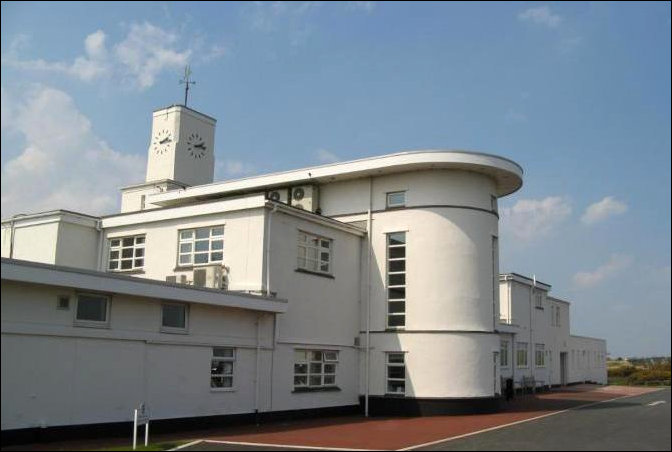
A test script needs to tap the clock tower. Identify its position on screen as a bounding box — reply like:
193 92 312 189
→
145 104 216 186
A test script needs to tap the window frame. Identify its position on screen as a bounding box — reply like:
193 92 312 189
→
534 292 543 310
293 349 339 390
108 234 145 272
386 191 406 209
516 341 529 368
535 343 546 367
160 302 189 334
500 340 509 368
74 293 110 328
386 352 406 396
386 231 407 329
296 231 333 276
210 347 235 391
177 226 224 267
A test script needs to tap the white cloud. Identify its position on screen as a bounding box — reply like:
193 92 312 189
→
573 254 633 288
500 196 572 241
315 148 339 164
518 6 562 28
581 196 628 225
215 159 257 179
505 108 528 123
1 85 144 217
2 23 200 90
246 1 320 47
347 1 376 13
114 22 190 89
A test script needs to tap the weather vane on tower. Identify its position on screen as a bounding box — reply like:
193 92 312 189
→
179 65 196 107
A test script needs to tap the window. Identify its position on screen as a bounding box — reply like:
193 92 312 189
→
386 191 406 209
386 353 406 395
75 294 109 326
535 344 545 367
297 231 332 274
211 347 235 389
161 303 188 332
555 306 561 327
293 350 338 389
386 232 406 328
516 342 528 368
491 195 498 213
500 340 509 367
535 292 543 309
57 295 70 310
108 235 145 271
178 226 224 266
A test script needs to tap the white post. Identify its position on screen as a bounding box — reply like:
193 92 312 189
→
145 422 149 447
133 409 138 450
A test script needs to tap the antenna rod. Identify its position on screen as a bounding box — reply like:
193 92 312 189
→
179 65 196 107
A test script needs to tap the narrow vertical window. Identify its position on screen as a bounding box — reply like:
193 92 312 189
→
535 344 545 367
386 353 406 395
500 340 509 367
387 232 406 328
516 342 528 368
491 195 498 213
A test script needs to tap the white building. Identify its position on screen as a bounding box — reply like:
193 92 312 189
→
1 104 606 441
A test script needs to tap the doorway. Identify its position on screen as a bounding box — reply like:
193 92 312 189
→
560 352 568 386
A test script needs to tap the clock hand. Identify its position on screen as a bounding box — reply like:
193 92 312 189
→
194 143 206 150
159 137 172 145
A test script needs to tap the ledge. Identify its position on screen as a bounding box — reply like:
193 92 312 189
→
109 269 145 275
292 386 341 394
294 268 335 279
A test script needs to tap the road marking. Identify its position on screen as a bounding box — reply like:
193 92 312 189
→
647 400 666 406
398 390 666 451
169 439 205 450
202 439 378 451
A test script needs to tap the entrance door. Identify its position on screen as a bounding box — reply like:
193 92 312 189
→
493 351 501 395
560 352 568 386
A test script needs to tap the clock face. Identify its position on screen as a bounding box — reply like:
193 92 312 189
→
152 129 173 155
186 132 207 159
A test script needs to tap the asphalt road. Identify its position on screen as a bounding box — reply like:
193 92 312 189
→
418 387 671 451
178 388 671 451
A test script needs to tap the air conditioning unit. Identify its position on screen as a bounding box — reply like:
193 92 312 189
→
193 265 226 289
166 274 189 284
290 185 319 212
266 188 289 204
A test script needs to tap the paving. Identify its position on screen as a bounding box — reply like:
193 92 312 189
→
173 385 666 451
2 385 667 451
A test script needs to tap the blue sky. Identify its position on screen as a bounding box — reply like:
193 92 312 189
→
1 1 670 357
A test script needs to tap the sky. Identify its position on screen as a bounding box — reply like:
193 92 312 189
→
1 1 670 358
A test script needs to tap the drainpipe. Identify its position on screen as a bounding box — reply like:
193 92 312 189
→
96 219 104 271
265 204 278 296
8 216 16 258
365 177 373 417
530 275 535 380
255 314 261 425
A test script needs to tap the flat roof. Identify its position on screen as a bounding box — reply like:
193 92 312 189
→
499 272 552 290
147 149 524 208
1 209 100 224
1 258 287 314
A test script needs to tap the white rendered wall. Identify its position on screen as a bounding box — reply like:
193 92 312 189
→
4 223 59 264
266 209 362 411
103 208 266 292
55 222 100 269
1 280 274 431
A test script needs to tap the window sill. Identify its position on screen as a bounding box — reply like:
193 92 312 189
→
385 205 406 210
74 321 110 329
385 327 406 332
109 269 145 275
174 264 224 271
384 393 406 398
210 387 236 393
292 386 341 393
294 268 335 279
160 328 189 335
